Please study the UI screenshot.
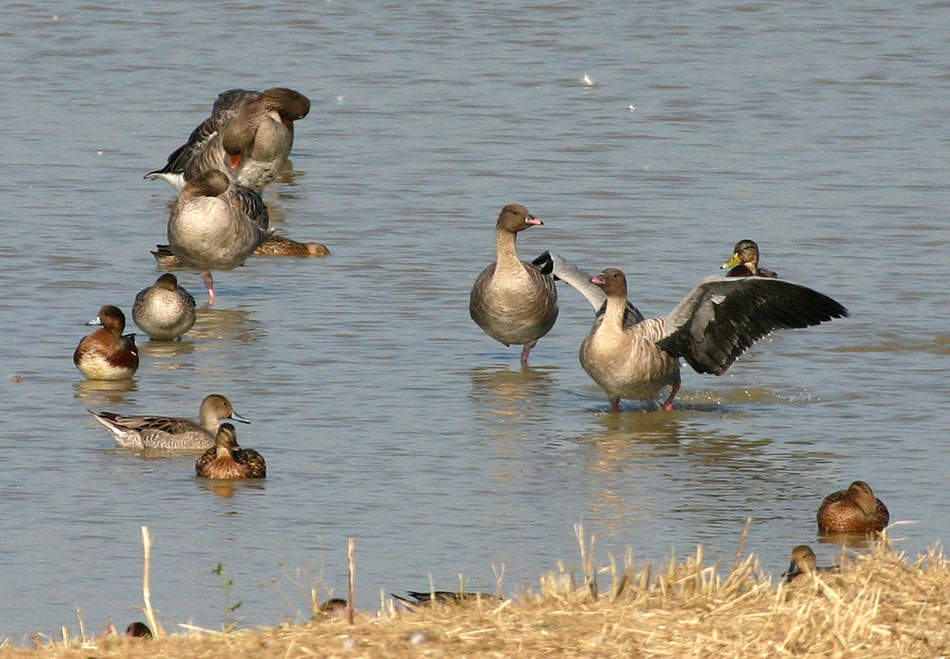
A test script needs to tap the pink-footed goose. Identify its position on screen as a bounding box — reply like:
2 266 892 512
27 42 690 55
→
145 87 310 193
167 169 269 304
469 204 558 366
534 252 847 412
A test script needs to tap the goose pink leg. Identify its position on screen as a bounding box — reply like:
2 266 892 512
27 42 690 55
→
661 381 681 412
202 271 216 305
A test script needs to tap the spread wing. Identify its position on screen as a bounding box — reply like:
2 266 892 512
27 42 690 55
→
655 276 848 375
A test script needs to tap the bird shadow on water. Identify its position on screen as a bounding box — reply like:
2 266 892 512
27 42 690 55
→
188 307 265 343
467 363 557 418
73 378 137 405
198 478 267 499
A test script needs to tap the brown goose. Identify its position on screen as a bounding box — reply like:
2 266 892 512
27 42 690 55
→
73 305 138 380
145 87 310 193
817 480 889 534
469 204 558 366
542 254 846 411
195 423 266 479
721 239 777 278
167 169 269 303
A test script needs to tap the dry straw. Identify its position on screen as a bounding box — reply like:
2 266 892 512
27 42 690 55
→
6 531 950 658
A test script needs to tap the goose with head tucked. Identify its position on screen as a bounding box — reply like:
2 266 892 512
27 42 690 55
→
539 253 847 412
88 394 249 450
145 87 310 193
470 204 558 366
73 305 138 380
167 169 269 303
196 423 266 479
721 239 777 278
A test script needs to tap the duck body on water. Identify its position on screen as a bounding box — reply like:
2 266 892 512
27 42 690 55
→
89 394 249 451
817 481 889 534
196 423 266 479
469 204 558 367
132 273 196 340
73 305 138 380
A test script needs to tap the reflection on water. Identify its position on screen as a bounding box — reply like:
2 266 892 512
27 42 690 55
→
199 479 267 499
468 364 556 417
138 338 197 359
73 378 137 404
189 307 265 343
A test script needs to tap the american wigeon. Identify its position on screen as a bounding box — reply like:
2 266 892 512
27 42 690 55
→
720 240 778 278
132 273 196 340
470 204 558 367
73 305 138 380
88 394 249 450
543 261 846 412
166 169 269 303
817 480 889 534
145 87 310 193
195 423 266 479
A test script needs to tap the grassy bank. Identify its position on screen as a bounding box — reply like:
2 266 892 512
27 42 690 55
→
3 536 949 658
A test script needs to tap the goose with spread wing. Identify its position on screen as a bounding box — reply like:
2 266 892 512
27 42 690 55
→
537 252 847 411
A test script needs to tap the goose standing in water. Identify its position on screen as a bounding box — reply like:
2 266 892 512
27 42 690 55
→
721 239 777 278
167 169 269 303
470 204 558 366
145 87 310 193
817 480 889 534
536 252 847 412
88 394 249 450
195 423 266 479
73 305 138 380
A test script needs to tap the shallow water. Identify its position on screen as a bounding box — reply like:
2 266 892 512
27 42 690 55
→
1 0 948 642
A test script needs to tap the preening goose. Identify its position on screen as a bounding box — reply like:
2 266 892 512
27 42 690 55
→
470 204 558 366
167 169 269 303
721 239 777 278
145 87 310 193
541 252 847 411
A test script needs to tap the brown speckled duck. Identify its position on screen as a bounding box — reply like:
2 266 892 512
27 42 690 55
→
145 87 310 193
469 204 558 366
720 240 778 278
73 305 138 380
167 169 269 304
195 423 266 479
817 480 889 534
570 265 847 412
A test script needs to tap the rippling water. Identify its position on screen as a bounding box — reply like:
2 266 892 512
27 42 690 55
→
1 0 948 642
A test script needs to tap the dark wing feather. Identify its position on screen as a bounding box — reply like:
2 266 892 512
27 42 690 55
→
656 276 848 375
146 109 235 177
235 448 266 478
212 89 259 114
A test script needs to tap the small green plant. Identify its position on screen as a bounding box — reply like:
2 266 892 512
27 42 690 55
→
211 563 243 631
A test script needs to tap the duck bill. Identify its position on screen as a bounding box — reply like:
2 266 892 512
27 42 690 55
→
85 316 103 327
781 561 799 579
229 411 251 424
525 216 543 226
721 253 742 269
590 274 606 286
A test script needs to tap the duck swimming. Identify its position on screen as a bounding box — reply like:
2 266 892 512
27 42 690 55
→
782 545 835 584
538 253 847 411
195 423 266 479
132 273 196 340
145 87 310 193
720 239 777 278
817 480 889 534
73 305 138 380
88 394 249 450
470 204 558 366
